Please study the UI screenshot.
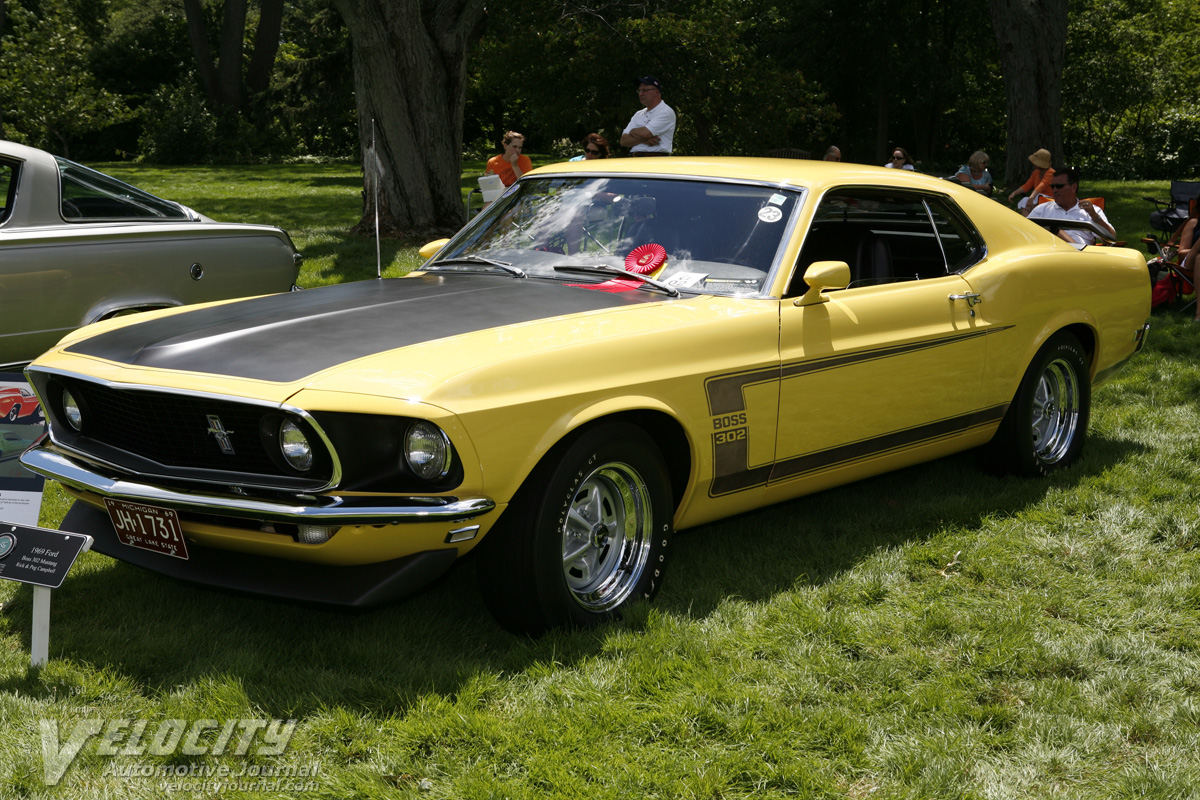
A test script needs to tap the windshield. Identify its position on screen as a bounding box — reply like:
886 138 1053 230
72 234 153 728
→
56 157 193 221
433 176 803 296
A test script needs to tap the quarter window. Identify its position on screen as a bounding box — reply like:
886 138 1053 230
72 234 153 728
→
57 157 191 221
0 160 16 224
926 197 985 272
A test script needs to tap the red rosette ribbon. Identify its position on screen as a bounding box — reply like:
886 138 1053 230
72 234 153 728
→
625 243 667 275
567 243 669 293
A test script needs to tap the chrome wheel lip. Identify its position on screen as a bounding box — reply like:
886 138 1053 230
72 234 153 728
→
560 460 653 612
1031 356 1081 465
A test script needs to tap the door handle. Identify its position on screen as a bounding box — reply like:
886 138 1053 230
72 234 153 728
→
949 292 982 306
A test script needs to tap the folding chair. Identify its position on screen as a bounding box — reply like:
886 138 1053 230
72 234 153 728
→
466 174 506 219
1145 181 1200 236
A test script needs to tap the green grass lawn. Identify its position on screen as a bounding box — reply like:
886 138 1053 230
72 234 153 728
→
3 165 1199 798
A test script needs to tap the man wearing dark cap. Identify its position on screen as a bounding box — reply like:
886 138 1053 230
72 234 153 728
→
620 76 675 156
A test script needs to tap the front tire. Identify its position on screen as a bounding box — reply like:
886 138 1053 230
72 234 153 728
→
6 406 18 422
985 332 1090 476
477 422 674 635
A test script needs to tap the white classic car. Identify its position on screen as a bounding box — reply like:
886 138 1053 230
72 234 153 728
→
0 140 301 368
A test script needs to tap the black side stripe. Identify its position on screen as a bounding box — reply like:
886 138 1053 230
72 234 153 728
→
703 326 1016 499
704 326 1013 415
768 404 1007 483
709 404 1007 497
780 328 1002 380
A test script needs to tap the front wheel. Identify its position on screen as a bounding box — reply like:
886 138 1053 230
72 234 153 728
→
984 332 1090 477
477 422 674 635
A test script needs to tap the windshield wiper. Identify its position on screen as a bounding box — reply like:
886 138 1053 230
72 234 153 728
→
553 264 680 297
431 256 526 278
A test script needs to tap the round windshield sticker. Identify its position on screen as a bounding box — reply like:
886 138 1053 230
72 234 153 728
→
0 532 14 559
758 206 783 223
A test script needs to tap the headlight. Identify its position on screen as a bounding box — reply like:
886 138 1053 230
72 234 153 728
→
279 419 314 471
62 389 83 431
404 421 452 480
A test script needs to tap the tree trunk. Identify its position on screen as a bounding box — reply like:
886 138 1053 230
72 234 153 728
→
247 0 284 95
215 0 248 110
988 0 1068 186
333 0 485 234
182 0 223 110
184 0 283 113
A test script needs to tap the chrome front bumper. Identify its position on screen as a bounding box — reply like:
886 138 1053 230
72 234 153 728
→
21 440 496 526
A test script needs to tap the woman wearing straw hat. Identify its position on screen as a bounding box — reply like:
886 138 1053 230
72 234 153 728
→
1008 148 1056 214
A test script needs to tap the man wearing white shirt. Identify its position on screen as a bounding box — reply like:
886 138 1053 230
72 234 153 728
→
620 77 675 156
1027 165 1115 246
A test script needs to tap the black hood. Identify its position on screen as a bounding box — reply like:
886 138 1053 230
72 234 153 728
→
65 273 664 383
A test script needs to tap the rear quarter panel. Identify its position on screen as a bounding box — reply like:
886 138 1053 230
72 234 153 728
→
0 225 297 365
962 224 1150 405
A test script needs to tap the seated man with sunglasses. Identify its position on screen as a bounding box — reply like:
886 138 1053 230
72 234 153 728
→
1026 165 1115 246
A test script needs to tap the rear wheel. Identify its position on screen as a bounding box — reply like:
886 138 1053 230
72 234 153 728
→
477 422 673 635
984 332 1090 476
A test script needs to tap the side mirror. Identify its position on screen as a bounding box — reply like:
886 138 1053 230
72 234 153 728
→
418 239 451 260
794 261 850 306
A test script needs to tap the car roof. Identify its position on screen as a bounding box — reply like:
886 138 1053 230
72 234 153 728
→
526 156 968 197
1 139 69 228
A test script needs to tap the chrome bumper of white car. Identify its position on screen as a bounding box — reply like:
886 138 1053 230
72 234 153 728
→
21 440 495 526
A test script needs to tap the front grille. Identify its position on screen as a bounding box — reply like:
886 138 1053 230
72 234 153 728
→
50 377 333 489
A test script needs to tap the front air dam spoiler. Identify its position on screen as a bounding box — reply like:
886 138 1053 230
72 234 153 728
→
59 502 459 608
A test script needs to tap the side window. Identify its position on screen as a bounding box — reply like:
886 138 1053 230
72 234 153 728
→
0 160 17 224
926 197 985 272
788 189 948 295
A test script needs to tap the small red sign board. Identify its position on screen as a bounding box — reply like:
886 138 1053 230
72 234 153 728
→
103 498 190 560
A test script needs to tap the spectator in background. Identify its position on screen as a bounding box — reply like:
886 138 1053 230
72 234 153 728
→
823 146 841 162
954 150 994 196
884 147 915 170
1171 200 1199 265
1008 148 1055 214
1181 246 1200 322
1027 165 1115 246
620 77 675 156
569 133 610 161
486 131 532 187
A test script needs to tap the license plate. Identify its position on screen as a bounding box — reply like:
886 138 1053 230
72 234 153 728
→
103 498 190 560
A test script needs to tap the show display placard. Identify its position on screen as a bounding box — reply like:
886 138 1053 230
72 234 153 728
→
0 372 47 526
0 523 92 589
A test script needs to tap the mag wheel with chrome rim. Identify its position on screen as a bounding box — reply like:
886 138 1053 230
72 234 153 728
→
477 422 673 635
1029 355 1082 465
985 331 1091 477
560 459 655 613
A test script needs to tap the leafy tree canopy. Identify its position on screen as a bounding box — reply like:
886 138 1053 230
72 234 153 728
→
468 0 838 158
0 0 131 155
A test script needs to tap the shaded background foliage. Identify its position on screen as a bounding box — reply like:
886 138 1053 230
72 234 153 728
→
0 0 1196 179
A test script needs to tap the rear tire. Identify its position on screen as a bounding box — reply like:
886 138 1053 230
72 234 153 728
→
984 332 1090 477
477 422 673 635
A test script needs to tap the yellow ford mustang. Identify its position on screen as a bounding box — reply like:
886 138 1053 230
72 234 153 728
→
21 159 1150 634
